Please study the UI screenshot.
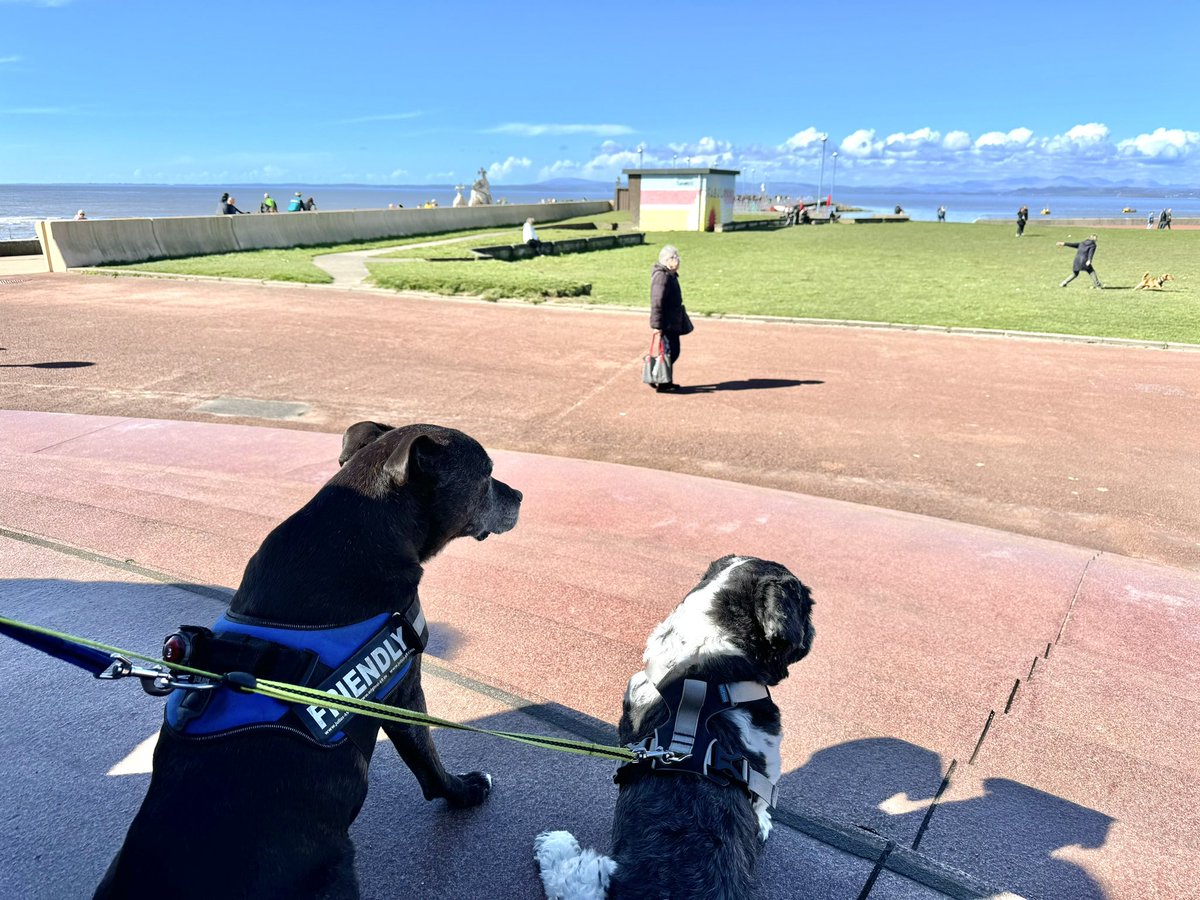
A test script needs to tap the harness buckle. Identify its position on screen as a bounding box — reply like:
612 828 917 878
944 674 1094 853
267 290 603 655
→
96 654 217 696
628 744 689 765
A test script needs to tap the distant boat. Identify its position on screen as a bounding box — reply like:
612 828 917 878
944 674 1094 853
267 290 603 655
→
1122 207 1137 213
1040 207 1051 215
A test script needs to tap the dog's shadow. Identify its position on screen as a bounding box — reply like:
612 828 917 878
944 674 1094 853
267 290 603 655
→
773 736 1113 899
675 378 823 394
423 621 468 659
0 580 1117 899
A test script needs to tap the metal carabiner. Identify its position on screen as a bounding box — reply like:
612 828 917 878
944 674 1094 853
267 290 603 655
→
96 654 217 696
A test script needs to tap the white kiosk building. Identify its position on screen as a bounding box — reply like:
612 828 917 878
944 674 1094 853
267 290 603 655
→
621 167 739 231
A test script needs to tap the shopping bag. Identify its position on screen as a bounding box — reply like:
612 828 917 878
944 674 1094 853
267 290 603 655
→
641 335 672 385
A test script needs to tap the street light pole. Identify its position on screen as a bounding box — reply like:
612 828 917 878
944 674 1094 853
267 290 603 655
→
817 134 828 208
830 151 839 213
637 145 644 169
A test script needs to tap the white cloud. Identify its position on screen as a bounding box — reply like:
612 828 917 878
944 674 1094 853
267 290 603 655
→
975 127 1033 149
783 127 826 150
943 131 971 151
840 129 879 158
883 128 942 157
0 55 22 64
1117 127 1200 160
339 112 423 125
1044 123 1112 159
390 167 408 179
526 122 1200 187
487 155 532 180
485 123 634 137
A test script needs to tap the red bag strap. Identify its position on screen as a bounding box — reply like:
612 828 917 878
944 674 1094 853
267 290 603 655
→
648 333 662 356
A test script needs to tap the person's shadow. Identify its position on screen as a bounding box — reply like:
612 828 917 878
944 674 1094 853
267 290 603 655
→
778 737 1113 899
0 360 95 368
675 378 823 394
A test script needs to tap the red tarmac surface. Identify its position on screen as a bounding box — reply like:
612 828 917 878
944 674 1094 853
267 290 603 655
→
2 272 1199 898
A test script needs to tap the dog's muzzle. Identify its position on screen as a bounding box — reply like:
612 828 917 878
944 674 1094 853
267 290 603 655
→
471 479 521 540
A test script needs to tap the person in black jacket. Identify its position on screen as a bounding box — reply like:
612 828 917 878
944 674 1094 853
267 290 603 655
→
1057 234 1102 288
1016 206 1029 237
649 244 685 392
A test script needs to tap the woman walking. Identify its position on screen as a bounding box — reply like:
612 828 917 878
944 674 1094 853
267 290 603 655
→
649 245 685 393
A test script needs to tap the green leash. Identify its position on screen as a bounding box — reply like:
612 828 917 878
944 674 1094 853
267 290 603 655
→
0 614 638 764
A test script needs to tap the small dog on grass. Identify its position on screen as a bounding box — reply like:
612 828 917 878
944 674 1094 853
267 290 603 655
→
534 555 815 900
1135 272 1175 290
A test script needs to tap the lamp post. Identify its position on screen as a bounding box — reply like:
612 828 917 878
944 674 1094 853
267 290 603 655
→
817 133 828 208
672 153 677 169
830 151 838 213
637 144 644 169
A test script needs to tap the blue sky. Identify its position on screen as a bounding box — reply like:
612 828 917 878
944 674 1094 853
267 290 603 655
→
2 0 1198 187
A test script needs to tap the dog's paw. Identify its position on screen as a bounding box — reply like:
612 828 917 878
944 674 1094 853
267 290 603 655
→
444 770 493 808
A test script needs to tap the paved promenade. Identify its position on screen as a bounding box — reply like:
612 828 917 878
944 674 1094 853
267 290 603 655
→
1 272 1199 898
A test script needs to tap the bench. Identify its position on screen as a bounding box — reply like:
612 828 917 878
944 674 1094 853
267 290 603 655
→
472 232 644 261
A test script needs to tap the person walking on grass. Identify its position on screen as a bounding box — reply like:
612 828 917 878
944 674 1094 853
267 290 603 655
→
1057 234 1103 288
1016 205 1029 237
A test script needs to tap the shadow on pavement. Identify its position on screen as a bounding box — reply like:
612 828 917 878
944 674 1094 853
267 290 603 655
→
675 378 824 394
0 580 1114 899
778 736 1113 899
0 360 95 368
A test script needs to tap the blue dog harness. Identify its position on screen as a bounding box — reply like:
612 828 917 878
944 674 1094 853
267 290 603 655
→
164 600 427 755
615 675 779 807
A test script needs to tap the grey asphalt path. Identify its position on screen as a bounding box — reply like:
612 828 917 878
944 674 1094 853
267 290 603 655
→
1 412 1197 899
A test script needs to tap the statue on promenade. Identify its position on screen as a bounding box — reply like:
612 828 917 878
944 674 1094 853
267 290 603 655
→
453 185 466 207
468 168 492 206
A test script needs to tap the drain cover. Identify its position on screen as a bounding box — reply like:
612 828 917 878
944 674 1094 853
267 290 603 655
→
191 397 311 420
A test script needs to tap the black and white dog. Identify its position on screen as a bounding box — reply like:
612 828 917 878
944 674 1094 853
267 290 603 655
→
95 422 521 900
535 555 815 899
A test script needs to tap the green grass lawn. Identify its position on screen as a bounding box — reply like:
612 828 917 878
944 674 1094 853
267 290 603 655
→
370 220 1199 342
103 216 1200 343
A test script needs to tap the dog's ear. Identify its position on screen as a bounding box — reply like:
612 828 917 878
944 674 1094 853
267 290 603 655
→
339 421 394 467
382 432 445 487
754 574 815 682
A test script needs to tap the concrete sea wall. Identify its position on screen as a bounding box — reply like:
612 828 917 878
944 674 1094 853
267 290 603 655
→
0 239 42 257
36 201 613 271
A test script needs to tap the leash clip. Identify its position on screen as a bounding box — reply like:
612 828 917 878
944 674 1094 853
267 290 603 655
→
96 654 217 697
629 745 688 764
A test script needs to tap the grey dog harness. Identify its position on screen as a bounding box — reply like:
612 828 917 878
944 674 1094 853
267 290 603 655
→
616 676 779 807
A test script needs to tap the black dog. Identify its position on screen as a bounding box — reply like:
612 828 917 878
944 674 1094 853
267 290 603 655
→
535 555 814 899
95 422 522 900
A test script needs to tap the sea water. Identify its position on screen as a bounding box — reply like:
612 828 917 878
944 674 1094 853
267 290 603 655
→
3 182 1197 241
0 183 606 241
